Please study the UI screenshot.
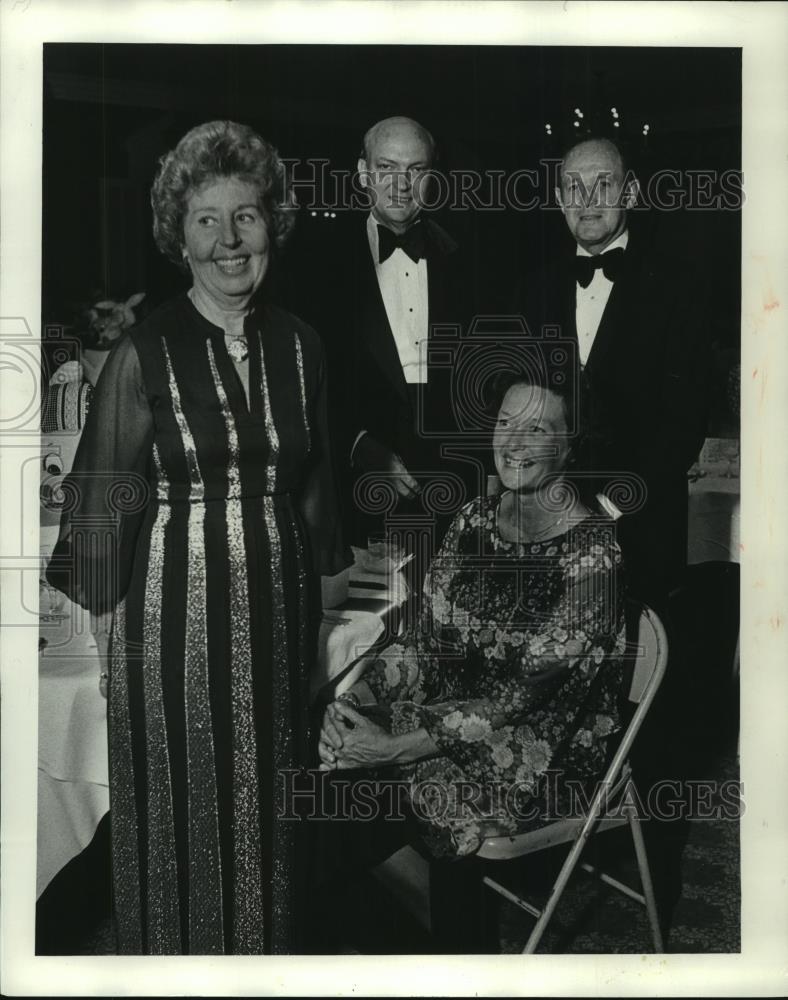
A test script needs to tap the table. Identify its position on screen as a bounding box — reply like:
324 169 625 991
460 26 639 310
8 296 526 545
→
688 475 741 565
37 546 405 896
687 438 741 566
311 548 409 701
37 580 109 899
686 439 741 694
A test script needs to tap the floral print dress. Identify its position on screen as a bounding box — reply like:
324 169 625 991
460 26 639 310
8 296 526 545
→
362 494 628 858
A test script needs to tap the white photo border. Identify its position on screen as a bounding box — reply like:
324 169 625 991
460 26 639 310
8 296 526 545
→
1 1 786 995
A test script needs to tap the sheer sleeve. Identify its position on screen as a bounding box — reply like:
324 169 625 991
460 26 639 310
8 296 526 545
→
45 334 153 613
296 339 353 578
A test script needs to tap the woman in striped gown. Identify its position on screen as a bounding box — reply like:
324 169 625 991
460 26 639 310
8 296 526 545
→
47 121 348 954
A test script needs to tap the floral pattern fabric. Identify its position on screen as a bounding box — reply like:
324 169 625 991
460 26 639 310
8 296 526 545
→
362 494 627 858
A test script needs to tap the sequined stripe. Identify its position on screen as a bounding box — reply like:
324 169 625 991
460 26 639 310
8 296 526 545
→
183 495 225 952
290 514 309 723
141 500 181 953
161 346 225 952
293 331 310 451
258 335 292 949
205 339 264 954
258 331 280 493
162 342 204 493
289 331 310 720
108 597 143 954
152 444 167 499
263 495 294 953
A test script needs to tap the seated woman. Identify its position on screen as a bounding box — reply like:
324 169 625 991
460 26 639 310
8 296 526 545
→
317 369 628 948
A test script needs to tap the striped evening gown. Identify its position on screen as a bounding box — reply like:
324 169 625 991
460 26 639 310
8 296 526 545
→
49 294 344 954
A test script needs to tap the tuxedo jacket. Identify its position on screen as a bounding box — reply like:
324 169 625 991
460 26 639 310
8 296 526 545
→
284 212 477 491
516 222 712 598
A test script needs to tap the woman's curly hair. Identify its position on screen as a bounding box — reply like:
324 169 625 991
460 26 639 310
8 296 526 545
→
151 120 297 266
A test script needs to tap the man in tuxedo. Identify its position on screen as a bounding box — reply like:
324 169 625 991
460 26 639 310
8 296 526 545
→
522 135 710 612
292 116 477 569
291 121 489 948
521 135 714 939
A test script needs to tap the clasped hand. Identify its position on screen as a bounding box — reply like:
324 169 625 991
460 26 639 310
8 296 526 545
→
319 700 395 771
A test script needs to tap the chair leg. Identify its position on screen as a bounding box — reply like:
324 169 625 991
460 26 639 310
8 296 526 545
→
628 810 665 952
522 831 588 954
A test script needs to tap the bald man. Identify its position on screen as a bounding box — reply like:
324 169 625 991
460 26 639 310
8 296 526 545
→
516 134 715 941
290 116 477 565
519 135 711 612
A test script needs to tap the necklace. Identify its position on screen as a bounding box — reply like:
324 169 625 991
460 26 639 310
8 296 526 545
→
187 288 249 363
497 493 571 544
224 335 249 364
522 513 567 542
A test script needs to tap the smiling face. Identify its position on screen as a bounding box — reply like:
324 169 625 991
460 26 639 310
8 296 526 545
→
182 175 270 311
493 383 571 494
556 139 637 254
358 119 433 234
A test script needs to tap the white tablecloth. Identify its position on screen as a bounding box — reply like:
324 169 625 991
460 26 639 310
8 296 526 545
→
36 772 109 899
687 475 740 565
687 437 740 566
312 551 408 700
37 598 109 898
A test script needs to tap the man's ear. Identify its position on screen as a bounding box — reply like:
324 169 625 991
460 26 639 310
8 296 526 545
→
554 185 566 213
357 157 369 189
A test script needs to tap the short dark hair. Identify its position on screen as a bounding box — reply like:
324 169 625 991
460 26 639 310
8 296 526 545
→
151 120 297 267
488 367 576 436
487 362 602 507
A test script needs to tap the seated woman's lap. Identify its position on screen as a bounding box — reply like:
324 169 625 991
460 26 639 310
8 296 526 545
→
306 770 499 953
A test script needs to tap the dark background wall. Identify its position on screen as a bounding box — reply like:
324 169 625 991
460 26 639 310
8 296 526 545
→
42 43 741 355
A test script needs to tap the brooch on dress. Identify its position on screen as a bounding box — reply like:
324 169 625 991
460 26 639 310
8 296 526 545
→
225 335 249 364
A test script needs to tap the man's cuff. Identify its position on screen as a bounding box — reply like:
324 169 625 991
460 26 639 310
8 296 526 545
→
350 429 368 465
596 491 623 521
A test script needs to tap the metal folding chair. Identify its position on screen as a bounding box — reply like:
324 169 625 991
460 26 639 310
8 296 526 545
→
478 601 669 954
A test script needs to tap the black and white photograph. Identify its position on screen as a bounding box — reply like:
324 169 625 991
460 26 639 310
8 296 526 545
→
1 1 786 996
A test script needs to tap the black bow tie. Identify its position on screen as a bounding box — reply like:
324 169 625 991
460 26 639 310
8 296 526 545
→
377 221 428 264
574 247 626 288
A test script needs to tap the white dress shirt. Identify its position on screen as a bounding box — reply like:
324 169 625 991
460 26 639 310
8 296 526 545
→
367 214 429 384
575 230 629 367
351 216 431 462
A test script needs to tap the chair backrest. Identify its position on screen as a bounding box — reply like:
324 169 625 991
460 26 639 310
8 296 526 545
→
626 601 669 705
476 601 669 862
599 601 669 791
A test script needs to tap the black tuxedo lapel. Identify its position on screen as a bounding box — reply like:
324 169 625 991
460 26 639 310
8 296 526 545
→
577 232 655 379
424 218 462 334
353 222 410 407
584 242 640 376
356 216 460 406
559 264 577 342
